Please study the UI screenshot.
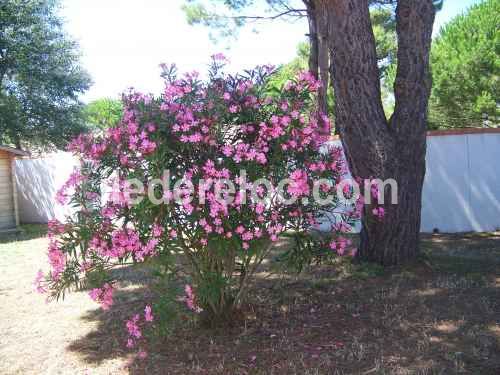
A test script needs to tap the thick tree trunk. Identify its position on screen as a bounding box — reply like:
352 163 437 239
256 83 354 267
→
321 0 435 265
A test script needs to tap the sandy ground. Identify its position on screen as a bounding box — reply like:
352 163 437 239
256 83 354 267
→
0 235 131 375
0 230 499 374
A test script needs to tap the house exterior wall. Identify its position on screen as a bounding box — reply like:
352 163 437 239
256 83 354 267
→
0 150 16 230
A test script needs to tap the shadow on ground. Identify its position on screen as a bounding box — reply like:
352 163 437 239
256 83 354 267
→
0 224 47 244
66 233 500 374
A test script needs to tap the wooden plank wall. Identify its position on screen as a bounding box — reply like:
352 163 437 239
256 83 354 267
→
0 150 16 229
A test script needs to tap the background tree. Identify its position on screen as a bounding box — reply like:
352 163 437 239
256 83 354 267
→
429 0 499 129
268 8 397 117
184 0 441 266
183 0 399 118
84 98 123 131
0 0 91 149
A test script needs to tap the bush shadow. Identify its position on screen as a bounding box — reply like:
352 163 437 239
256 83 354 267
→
66 233 500 374
0 224 47 244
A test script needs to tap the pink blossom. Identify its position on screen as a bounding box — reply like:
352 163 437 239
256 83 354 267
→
47 241 65 281
89 283 114 310
126 314 142 338
144 305 154 322
212 52 228 62
152 223 164 237
48 219 65 235
288 169 310 197
33 270 46 294
184 284 202 313
329 237 352 256
242 231 254 241
372 206 385 220
126 338 135 348
255 203 265 215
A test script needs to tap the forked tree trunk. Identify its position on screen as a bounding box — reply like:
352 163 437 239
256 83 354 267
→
320 0 435 265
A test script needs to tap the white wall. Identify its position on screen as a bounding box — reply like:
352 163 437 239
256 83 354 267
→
421 133 500 232
14 152 77 223
14 133 500 232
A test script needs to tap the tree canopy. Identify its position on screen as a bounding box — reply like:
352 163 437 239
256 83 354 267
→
429 0 499 128
268 7 397 117
0 0 91 149
84 98 123 131
181 1 445 119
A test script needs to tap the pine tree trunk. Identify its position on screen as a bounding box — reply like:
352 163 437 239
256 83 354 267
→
306 1 329 120
321 0 436 265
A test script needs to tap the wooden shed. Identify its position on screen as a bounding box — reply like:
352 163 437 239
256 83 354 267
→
0 145 29 232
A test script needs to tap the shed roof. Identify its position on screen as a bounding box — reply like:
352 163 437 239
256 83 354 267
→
0 145 30 157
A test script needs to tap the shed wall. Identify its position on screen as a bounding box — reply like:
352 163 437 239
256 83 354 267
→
0 150 15 229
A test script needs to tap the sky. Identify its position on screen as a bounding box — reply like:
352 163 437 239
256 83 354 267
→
61 0 483 103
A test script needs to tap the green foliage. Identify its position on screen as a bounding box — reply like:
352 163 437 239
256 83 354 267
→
182 0 399 44
348 261 385 280
371 8 397 74
267 42 308 89
0 0 91 149
381 62 396 116
84 98 124 131
429 0 499 129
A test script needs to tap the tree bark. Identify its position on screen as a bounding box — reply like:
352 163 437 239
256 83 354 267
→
316 1 330 118
321 0 435 265
305 1 320 79
305 0 329 120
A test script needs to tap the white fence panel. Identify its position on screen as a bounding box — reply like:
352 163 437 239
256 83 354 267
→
14 132 500 232
421 133 500 232
14 152 78 223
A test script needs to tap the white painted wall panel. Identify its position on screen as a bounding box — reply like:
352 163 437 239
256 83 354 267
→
467 134 500 232
421 135 472 232
14 134 500 233
14 152 78 223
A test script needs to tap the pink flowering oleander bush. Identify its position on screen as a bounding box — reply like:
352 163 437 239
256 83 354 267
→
37 55 359 342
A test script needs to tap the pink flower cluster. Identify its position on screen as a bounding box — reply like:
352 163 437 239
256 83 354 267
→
89 227 160 262
55 168 87 205
183 284 202 313
329 237 353 256
33 270 46 294
125 304 154 356
372 206 385 220
47 232 66 281
368 179 385 221
289 169 310 197
89 283 114 310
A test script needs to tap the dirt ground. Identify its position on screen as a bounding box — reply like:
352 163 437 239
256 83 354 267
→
0 227 499 374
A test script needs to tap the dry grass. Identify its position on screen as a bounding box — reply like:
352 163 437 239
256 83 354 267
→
0 227 499 374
